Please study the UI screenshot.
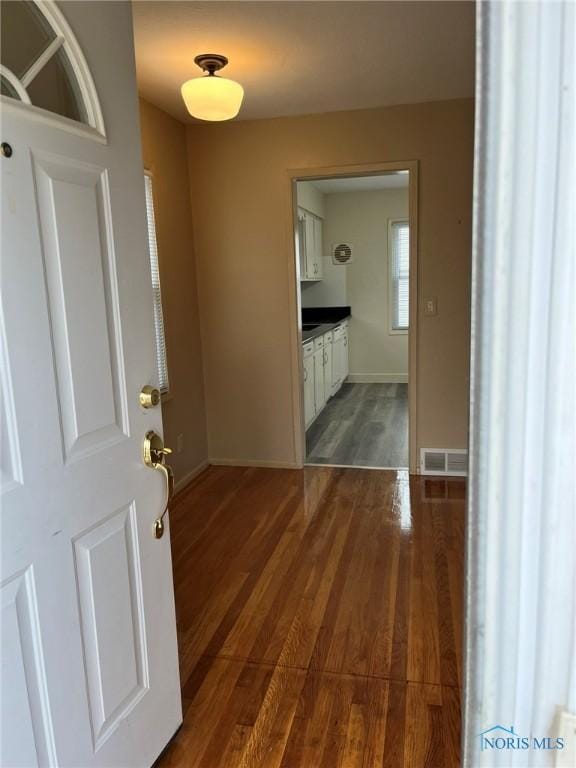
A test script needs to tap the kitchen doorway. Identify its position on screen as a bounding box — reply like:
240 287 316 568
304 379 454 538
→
289 162 418 471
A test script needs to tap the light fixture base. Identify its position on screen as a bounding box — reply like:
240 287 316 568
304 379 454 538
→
194 54 229 75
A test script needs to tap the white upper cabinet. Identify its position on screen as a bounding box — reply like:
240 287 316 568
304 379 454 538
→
312 216 323 279
298 207 323 281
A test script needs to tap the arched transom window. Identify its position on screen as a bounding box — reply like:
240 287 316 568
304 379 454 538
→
0 0 104 132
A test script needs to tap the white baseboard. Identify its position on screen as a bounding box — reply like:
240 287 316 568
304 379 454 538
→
174 460 210 494
346 373 408 384
209 457 300 469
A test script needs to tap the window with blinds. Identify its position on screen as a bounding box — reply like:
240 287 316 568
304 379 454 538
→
144 173 169 394
390 220 410 331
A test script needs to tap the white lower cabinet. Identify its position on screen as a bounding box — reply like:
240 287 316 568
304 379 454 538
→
332 325 345 395
323 333 333 402
303 322 349 430
313 346 326 414
303 342 315 428
342 324 349 381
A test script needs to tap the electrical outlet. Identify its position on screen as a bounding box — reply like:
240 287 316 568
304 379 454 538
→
176 433 184 454
424 297 438 316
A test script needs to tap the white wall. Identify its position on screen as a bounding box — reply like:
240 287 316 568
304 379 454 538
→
300 253 347 308
332 189 408 381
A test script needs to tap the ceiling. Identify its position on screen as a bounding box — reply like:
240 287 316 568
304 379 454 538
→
310 172 409 194
133 1 475 124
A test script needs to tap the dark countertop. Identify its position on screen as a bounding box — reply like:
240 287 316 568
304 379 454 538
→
302 321 345 343
302 306 351 324
301 307 351 343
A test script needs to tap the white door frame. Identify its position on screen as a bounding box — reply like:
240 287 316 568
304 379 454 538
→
464 1 575 765
286 160 419 473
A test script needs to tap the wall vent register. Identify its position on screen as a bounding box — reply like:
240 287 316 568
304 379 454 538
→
420 448 468 476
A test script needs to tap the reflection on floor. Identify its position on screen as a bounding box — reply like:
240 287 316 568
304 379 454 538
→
158 465 464 767
306 383 408 468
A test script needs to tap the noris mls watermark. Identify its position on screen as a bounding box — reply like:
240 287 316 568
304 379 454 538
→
479 725 565 753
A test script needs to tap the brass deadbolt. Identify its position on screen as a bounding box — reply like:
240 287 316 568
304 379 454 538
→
140 385 161 408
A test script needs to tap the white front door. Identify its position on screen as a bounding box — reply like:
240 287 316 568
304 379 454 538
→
0 4 181 767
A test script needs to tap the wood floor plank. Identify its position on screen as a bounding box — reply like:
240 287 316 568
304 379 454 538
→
158 465 465 767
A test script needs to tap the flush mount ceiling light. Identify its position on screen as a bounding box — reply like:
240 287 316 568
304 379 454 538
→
181 54 244 121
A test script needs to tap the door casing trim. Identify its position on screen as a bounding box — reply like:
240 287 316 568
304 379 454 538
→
285 159 419 472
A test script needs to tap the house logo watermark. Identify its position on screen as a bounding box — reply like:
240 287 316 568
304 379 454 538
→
479 725 565 752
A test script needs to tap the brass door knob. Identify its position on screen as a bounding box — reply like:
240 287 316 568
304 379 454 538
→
140 385 161 408
142 430 174 539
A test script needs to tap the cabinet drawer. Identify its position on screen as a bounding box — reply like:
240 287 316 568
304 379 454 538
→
314 336 324 351
303 341 314 357
323 331 333 344
333 325 344 339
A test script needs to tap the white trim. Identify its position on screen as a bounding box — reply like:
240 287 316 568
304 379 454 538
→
21 36 64 88
0 96 106 144
464 1 575 765
346 373 408 384
38 0 105 135
0 65 31 104
173 461 209 494
287 160 419 474
305 463 409 472
1 1 106 137
209 458 301 469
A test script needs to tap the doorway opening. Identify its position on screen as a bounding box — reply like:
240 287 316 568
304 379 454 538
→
291 163 418 471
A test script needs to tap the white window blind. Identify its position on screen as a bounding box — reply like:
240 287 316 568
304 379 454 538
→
144 173 169 394
390 220 410 331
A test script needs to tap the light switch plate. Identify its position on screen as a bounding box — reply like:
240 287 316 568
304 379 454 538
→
424 297 438 316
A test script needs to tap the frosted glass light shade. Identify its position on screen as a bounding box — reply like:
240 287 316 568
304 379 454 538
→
181 75 244 121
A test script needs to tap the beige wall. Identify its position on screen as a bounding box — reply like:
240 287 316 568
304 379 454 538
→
139 98 208 485
324 188 409 381
186 98 473 466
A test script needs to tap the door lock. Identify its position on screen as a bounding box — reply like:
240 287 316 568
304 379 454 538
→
142 431 173 539
139 384 161 408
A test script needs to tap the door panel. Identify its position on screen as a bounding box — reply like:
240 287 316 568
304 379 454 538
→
303 355 315 428
0 568 56 768
73 503 148 750
323 340 333 402
313 348 325 414
313 216 323 278
33 152 128 460
304 213 315 279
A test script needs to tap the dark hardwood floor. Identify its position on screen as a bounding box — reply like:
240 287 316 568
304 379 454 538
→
306 384 409 468
157 466 465 767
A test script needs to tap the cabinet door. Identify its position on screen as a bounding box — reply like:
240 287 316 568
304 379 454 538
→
332 336 344 395
342 327 349 381
313 216 323 278
297 210 307 279
314 348 326 414
303 354 316 428
323 339 333 402
304 213 316 279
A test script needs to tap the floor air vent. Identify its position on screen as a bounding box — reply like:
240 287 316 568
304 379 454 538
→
420 448 468 476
